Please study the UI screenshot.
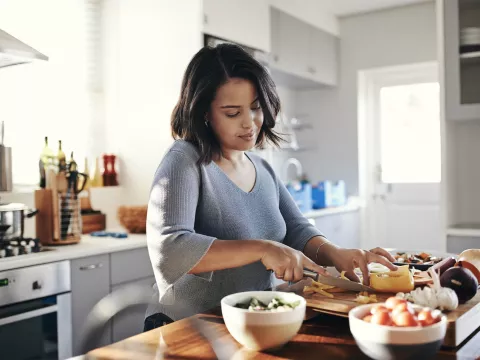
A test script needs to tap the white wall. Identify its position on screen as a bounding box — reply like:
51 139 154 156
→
269 0 339 36
297 2 437 194
102 0 203 206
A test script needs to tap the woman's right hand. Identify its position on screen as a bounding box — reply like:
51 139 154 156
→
260 240 329 282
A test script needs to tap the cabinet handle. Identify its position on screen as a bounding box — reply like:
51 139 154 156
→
80 263 103 271
204 14 208 25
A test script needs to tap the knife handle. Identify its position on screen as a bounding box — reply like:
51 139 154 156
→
303 268 319 281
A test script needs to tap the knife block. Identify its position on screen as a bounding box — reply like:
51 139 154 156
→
35 189 82 245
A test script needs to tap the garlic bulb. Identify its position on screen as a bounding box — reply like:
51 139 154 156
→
410 286 439 309
396 268 459 311
429 267 459 311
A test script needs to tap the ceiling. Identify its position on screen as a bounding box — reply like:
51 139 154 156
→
319 0 432 17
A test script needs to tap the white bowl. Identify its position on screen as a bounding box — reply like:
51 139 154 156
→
349 303 447 360
221 291 306 351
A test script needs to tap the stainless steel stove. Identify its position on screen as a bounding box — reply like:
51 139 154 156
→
0 238 50 258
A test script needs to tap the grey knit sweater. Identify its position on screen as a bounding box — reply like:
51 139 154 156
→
146 140 323 320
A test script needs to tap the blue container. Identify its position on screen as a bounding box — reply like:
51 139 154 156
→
311 181 347 209
286 182 312 213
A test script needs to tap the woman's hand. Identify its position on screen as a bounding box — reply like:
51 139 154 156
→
329 247 397 286
260 241 329 282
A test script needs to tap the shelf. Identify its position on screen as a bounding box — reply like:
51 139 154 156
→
460 51 480 65
447 223 480 237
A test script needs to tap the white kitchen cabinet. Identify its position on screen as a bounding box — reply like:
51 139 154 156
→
71 254 111 356
308 24 338 86
440 0 480 121
203 0 270 52
270 8 338 87
314 211 360 249
111 276 156 343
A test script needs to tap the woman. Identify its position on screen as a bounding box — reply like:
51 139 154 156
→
144 44 396 330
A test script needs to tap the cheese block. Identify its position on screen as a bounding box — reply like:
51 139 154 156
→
370 265 414 293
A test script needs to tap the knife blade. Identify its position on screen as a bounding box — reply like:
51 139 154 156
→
303 269 373 292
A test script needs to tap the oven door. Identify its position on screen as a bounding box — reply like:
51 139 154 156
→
0 293 72 360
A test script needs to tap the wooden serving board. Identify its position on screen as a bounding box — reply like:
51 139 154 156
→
304 291 480 348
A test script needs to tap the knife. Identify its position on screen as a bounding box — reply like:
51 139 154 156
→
303 269 373 292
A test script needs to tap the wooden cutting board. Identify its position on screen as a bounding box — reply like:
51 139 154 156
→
304 291 480 347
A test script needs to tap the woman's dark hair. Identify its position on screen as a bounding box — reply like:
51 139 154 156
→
171 43 284 164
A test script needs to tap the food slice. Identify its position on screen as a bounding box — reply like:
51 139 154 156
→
370 265 414 293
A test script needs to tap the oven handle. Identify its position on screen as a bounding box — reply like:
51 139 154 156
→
0 304 58 326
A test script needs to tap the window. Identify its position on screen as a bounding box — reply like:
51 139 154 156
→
0 0 99 185
379 82 441 183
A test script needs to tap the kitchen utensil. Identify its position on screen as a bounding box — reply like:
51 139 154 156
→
221 291 306 351
0 121 12 192
349 303 447 360
303 268 373 292
56 172 68 194
46 169 60 241
0 203 37 241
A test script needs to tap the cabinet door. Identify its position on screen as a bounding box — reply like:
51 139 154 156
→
111 276 156 343
309 26 339 86
442 0 480 121
71 254 111 356
203 0 270 52
335 212 360 249
275 11 309 77
110 248 154 286
314 212 360 249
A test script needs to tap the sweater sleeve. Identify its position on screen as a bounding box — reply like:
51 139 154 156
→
147 149 216 304
278 180 324 252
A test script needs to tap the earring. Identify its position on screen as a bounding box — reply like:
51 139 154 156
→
204 114 209 127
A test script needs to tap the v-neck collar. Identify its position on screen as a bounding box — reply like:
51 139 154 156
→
210 153 259 194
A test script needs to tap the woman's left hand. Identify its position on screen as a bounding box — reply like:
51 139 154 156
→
329 247 397 286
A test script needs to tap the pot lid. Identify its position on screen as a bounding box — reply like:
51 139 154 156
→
0 203 29 212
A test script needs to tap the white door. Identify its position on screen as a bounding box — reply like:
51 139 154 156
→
359 62 442 252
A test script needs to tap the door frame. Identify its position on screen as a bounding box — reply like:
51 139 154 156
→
357 61 440 250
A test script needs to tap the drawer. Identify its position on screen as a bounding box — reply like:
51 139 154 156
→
110 248 154 285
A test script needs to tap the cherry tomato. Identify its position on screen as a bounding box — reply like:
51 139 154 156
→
418 309 436 327
392 302 414 318
371 311 393 326
385 297 407 310
370 305 389 315
393 311 419 327
363 315 373 323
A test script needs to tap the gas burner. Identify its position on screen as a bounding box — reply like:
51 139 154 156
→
0 237 50 258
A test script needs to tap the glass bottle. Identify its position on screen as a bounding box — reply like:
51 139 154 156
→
57 140 67 172
91 156 103 187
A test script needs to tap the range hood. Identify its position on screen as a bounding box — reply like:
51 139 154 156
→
0 28 48 68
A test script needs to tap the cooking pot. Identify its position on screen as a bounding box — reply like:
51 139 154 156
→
0 203 38 241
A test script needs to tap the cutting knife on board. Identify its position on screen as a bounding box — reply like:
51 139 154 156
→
303 268 373 292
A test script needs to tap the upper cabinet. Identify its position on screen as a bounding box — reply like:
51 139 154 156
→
203 0 270 52
441 0 480 121
270 8 339 88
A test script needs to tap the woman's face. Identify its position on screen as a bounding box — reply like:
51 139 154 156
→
208 78 264 152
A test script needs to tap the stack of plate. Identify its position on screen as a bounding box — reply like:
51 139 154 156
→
460 27 480 54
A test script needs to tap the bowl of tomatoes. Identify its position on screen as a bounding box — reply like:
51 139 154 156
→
349 297 447 360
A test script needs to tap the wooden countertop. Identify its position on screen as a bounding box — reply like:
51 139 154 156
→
87 308 480 360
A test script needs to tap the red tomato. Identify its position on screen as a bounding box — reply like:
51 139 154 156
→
418 309 436 327
385 297 407 310
363 315 373 323
393 311 419 327
391 302 414 318
371 311 393 326
370 305 389 315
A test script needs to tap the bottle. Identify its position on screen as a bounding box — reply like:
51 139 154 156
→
57 140 67 172
40 136 54 168
82 157 91 190
69 151 77 172
91 156 103 187
39 136 54 188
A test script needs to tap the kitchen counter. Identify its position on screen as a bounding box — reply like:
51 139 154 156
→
302 200 360 219
86 307 480 360
0 234 147 272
